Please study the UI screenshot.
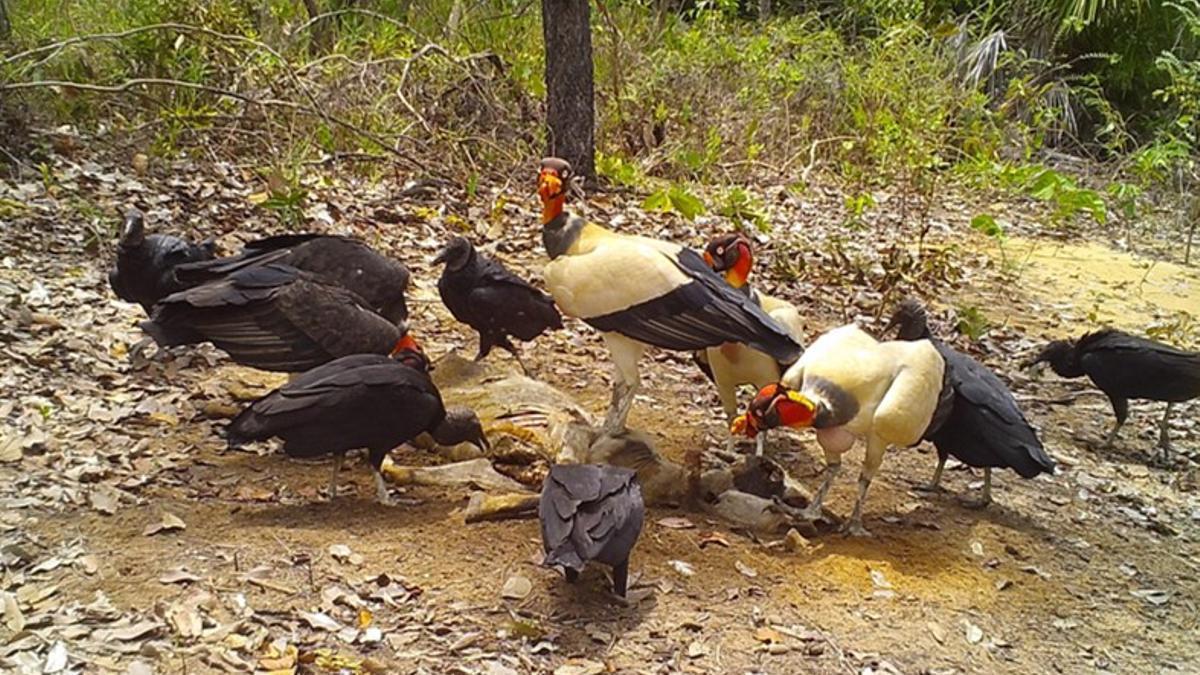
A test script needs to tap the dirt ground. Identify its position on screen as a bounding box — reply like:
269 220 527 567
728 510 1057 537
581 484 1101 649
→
1 159 1199 675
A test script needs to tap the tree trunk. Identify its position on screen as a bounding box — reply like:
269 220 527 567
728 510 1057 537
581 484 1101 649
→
301 0 333 55
541 0 595 182
0 0 12 42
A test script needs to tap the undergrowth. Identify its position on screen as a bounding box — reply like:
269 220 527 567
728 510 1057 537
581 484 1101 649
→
0 0 1196 260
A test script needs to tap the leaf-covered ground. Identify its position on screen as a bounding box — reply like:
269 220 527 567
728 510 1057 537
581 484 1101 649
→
1 151 1198 674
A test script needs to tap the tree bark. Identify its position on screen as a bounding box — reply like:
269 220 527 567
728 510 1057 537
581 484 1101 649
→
541 0 595 182
0 0 12 42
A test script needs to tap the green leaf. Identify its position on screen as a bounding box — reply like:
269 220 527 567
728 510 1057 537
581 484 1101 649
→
641 189 673 213
970 214 1004 239
669 187 706 221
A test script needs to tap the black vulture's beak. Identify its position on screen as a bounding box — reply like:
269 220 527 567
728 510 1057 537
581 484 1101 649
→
432 248 450 265
475 432 491 453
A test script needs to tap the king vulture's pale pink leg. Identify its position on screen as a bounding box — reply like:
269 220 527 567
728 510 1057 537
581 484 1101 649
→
845 434 887 537
601 333 646 435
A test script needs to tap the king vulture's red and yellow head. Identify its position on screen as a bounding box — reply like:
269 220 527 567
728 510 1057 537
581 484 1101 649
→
703 233 755 289
537 157 572 225
730 382 816 437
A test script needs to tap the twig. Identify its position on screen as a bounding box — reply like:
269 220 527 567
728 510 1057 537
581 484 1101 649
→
287 8 429 46
2 22 335 141
0 78 427 170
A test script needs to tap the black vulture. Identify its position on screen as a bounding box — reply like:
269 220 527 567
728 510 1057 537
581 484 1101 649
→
433 236 562 372
887 299 1055 507
227 350 488 503
539 463 644 597
175 233 410 323
108 208 216 315
1026 328 1200 462
141 263 410 372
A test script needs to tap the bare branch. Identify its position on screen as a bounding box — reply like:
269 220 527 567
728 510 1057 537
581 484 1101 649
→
0 78 427 171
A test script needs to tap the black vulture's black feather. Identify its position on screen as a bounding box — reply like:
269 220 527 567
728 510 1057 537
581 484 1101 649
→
539 464 644 596
142 263 405 372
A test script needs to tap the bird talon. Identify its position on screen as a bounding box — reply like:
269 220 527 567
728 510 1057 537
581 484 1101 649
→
842 521 873 537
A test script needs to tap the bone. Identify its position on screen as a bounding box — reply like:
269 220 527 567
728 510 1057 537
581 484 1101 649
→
463 492 541 523
380 458 528 492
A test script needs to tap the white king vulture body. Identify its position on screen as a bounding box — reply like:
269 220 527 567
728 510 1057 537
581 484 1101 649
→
536 158 803 435
696 233 805 455
733 324 948 536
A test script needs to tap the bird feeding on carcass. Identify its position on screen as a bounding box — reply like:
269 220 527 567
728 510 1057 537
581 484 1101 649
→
886 299 1055 507
731 324 947 536
432 236 562 374
227 344 489 504
108 207 217 315
174 233 411 323
539 463 645 597
536 157 802 435
1025 329 1200 463
141 263 413 374
695 232 805 456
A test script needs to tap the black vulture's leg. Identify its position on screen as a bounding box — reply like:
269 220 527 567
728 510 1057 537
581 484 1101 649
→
368 448 392 505
1156 402 1175 464
961 468 992 509
1102 396 1128 448
327 453 344 500
474 334 495 362
564 568 580 583
611 559 630 598
915 454 948 494
498 336 529 375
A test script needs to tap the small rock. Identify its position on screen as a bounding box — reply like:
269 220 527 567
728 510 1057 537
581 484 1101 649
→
501 575 532 600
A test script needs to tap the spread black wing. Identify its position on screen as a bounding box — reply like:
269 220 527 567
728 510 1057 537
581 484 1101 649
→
141 263 401 372
586 247 802 364
174 235 411 323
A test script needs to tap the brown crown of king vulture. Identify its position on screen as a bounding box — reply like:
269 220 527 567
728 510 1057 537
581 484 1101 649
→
536 158 803 435
227 347 489 504
694 233 805 456
174 233 410 323
732 324 947 536
141 262 414 373
1025 328 1200 464
886 299 1054 507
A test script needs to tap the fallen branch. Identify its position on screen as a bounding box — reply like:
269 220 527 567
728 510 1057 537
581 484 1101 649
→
0 78 426 170
463 492 540 523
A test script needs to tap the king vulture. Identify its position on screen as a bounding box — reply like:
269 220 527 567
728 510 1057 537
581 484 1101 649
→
887 299 1055 507
228 348 489 503
433 236 562 372
174 233 410 323
539 463 645 597
141 263 413 372
108 208 216 315
536 158 802 435
1026 329 1200 463
732 324 947 536
696 233 805 455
